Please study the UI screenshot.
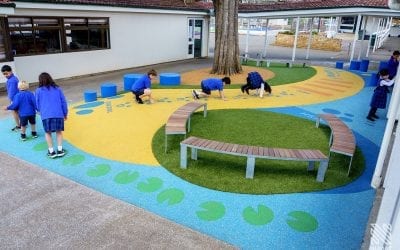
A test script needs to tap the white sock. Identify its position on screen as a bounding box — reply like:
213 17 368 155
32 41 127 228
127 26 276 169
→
48 147 54 153
58 146 63 151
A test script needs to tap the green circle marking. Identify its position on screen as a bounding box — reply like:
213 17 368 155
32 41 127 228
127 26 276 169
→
286 211 318 232
87 164 111 177
243 205 274 226
196 201 226 221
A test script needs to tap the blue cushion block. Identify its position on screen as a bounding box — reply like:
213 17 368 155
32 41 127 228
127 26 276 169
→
124 74 144 91
349 60 361 70
360 59 369 72
84 90 97 102
159 73 181 86
366 72 379 87
335 61 344 69
379 61 389 71
101 83 117 98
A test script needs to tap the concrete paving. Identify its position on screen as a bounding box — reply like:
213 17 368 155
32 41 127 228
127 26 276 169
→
0 34 398 249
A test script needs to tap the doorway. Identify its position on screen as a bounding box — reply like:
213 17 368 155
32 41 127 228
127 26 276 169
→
188 18 203 58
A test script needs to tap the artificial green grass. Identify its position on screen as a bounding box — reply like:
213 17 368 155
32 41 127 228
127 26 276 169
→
150 63 316 89
152 109 364 194
241 60 317 86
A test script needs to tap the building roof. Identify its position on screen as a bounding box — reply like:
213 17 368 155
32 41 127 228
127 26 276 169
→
0 0 15 7
2 0 390 12
239 0 389 13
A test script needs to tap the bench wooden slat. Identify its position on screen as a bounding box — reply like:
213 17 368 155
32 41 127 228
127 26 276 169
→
180 136 328 182
317 113 356 176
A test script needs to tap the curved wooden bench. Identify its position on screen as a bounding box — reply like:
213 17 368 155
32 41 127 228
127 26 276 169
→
180 136 329 182
316 113 356 176
165 102 207 152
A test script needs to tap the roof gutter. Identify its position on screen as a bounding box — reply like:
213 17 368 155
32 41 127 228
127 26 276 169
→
239 7 400 18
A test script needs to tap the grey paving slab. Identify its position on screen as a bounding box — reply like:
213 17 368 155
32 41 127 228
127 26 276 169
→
0 152 235 249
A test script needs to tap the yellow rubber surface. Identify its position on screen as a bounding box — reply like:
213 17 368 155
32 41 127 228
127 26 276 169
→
64 66 363 166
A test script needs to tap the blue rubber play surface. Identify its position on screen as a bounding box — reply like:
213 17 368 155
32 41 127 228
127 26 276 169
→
0 83 386 248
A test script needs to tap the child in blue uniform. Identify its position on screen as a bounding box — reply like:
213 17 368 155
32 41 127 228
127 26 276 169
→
192 77 231 100
4 81 38 141
367 69 395 121
241 71 272 98
131 69 157 104
36 72 68 158
1 65 20 131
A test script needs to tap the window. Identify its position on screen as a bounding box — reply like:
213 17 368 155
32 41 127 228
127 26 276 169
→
7 16 110 56
64 17 109 51
0 17 10 62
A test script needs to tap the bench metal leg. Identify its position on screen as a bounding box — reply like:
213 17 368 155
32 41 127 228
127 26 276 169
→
191 148 197 160
246 157 255 179
316 117 320 128
180 144 188 169
203 104 207 117
347 156 354 176
165 134 168 153
316 160 329 182
307 161 315 171
187 117 191 132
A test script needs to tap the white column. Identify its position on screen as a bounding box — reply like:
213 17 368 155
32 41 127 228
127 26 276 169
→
373 18 383 52
370 120 400 249
292 16 300 62
372 65 400 188
245 18 250 58
350 14 362 62
262 18 270 58
306 17 314 60
358 16 368 60
366 17 376 58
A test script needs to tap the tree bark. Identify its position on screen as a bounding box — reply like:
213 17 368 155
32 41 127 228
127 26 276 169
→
211 0 242 75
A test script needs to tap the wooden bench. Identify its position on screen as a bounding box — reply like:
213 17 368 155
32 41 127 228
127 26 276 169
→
240 54 308 68
180 136 329 182
165 102 207 152
316 114 356 176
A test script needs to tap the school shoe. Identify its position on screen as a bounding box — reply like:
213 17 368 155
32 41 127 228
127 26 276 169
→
366 116 375 121
372 114 379 119
245 89 250 95
240 86 245 93
136 97 144 104
192 90 199 99
20 134 27 141
47 150 57 159
31 131 38 138
57 149 66 157
11 126 21 131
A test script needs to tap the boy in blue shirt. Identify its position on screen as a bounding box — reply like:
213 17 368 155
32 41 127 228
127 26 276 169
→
131 69 157 104
241 71 272 98
4 81 38 141
1 65 20 131
192 77 231 100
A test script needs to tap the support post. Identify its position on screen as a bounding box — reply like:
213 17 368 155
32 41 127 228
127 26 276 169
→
246 157 255 179
292 16 300 63
350 14 362 62
316 160 328 182
180 144 188 169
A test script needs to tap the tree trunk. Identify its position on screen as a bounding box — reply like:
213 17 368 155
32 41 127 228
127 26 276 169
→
211 0 242 75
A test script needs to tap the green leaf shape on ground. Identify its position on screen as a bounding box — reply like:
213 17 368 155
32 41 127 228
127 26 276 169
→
87 164 111 177
157 188 184 205
62 154 85 166
114 170 139 184
286 211 318 232
243 205 274 226
196 201 226 221
137 177 163 192
33 142 48 151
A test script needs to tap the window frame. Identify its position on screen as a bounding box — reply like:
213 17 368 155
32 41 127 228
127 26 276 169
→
6 15 110 57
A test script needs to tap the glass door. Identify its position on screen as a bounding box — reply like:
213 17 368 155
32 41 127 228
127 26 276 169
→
188 18 203 58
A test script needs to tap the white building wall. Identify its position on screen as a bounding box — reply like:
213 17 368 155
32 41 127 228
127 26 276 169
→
3 5 208 83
